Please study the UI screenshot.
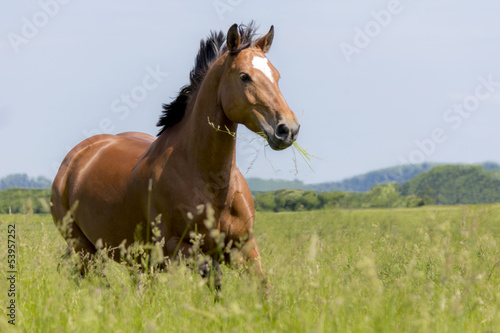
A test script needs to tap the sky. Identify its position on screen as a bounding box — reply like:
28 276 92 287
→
1 0 500 184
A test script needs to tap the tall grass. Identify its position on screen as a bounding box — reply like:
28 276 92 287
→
1 205 500 332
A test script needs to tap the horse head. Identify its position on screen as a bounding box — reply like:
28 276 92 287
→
219 24 300 150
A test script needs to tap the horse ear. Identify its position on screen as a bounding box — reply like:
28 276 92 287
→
227 23 240 52
256 25 274 53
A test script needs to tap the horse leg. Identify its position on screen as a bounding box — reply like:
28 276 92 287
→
62 221 97 276
212 259 222 291
239 237 270 297
166 237 222 292
239 237 264 276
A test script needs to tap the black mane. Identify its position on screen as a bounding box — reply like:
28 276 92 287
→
156 22 259 136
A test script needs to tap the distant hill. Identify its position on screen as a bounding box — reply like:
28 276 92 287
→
401 164 500 205
0 174 52 190
253 163 500 211
247 162 500 193
306 163 439 192
246 178 305 193
482 161 500 171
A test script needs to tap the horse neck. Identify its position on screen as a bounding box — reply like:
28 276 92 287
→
176 55 237 181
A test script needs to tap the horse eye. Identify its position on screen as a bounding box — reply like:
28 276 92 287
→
239 73 251 82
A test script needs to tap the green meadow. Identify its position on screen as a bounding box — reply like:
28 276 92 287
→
1 205 500 332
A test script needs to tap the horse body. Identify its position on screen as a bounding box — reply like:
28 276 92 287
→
52 109 254 261
51 23 299 281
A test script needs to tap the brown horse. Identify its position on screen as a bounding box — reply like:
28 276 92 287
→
51 23 300 287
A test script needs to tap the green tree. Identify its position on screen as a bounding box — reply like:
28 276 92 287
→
401 165 500 204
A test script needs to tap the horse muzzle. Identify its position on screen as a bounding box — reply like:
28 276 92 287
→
267 121 300 150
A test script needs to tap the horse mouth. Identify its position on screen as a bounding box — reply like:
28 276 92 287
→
253 112 300 151
267 136 293 151
260 129 297 151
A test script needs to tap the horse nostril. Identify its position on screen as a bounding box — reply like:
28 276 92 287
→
275 123 290 140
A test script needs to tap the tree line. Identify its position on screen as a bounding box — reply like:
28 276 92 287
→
254 165 500 212
247 162 499 193
1 164 499 214
0 174 51 190
0 188 51 214
254 183 430 212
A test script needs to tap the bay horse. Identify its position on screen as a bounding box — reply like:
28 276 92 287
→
51 23 300 288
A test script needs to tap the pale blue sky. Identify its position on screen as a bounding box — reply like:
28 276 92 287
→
1 0 500 184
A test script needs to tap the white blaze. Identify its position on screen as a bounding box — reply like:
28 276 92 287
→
252 56 275 83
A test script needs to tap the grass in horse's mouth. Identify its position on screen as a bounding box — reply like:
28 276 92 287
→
292 142 315 172
206 118 316 173
256 131 316 173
